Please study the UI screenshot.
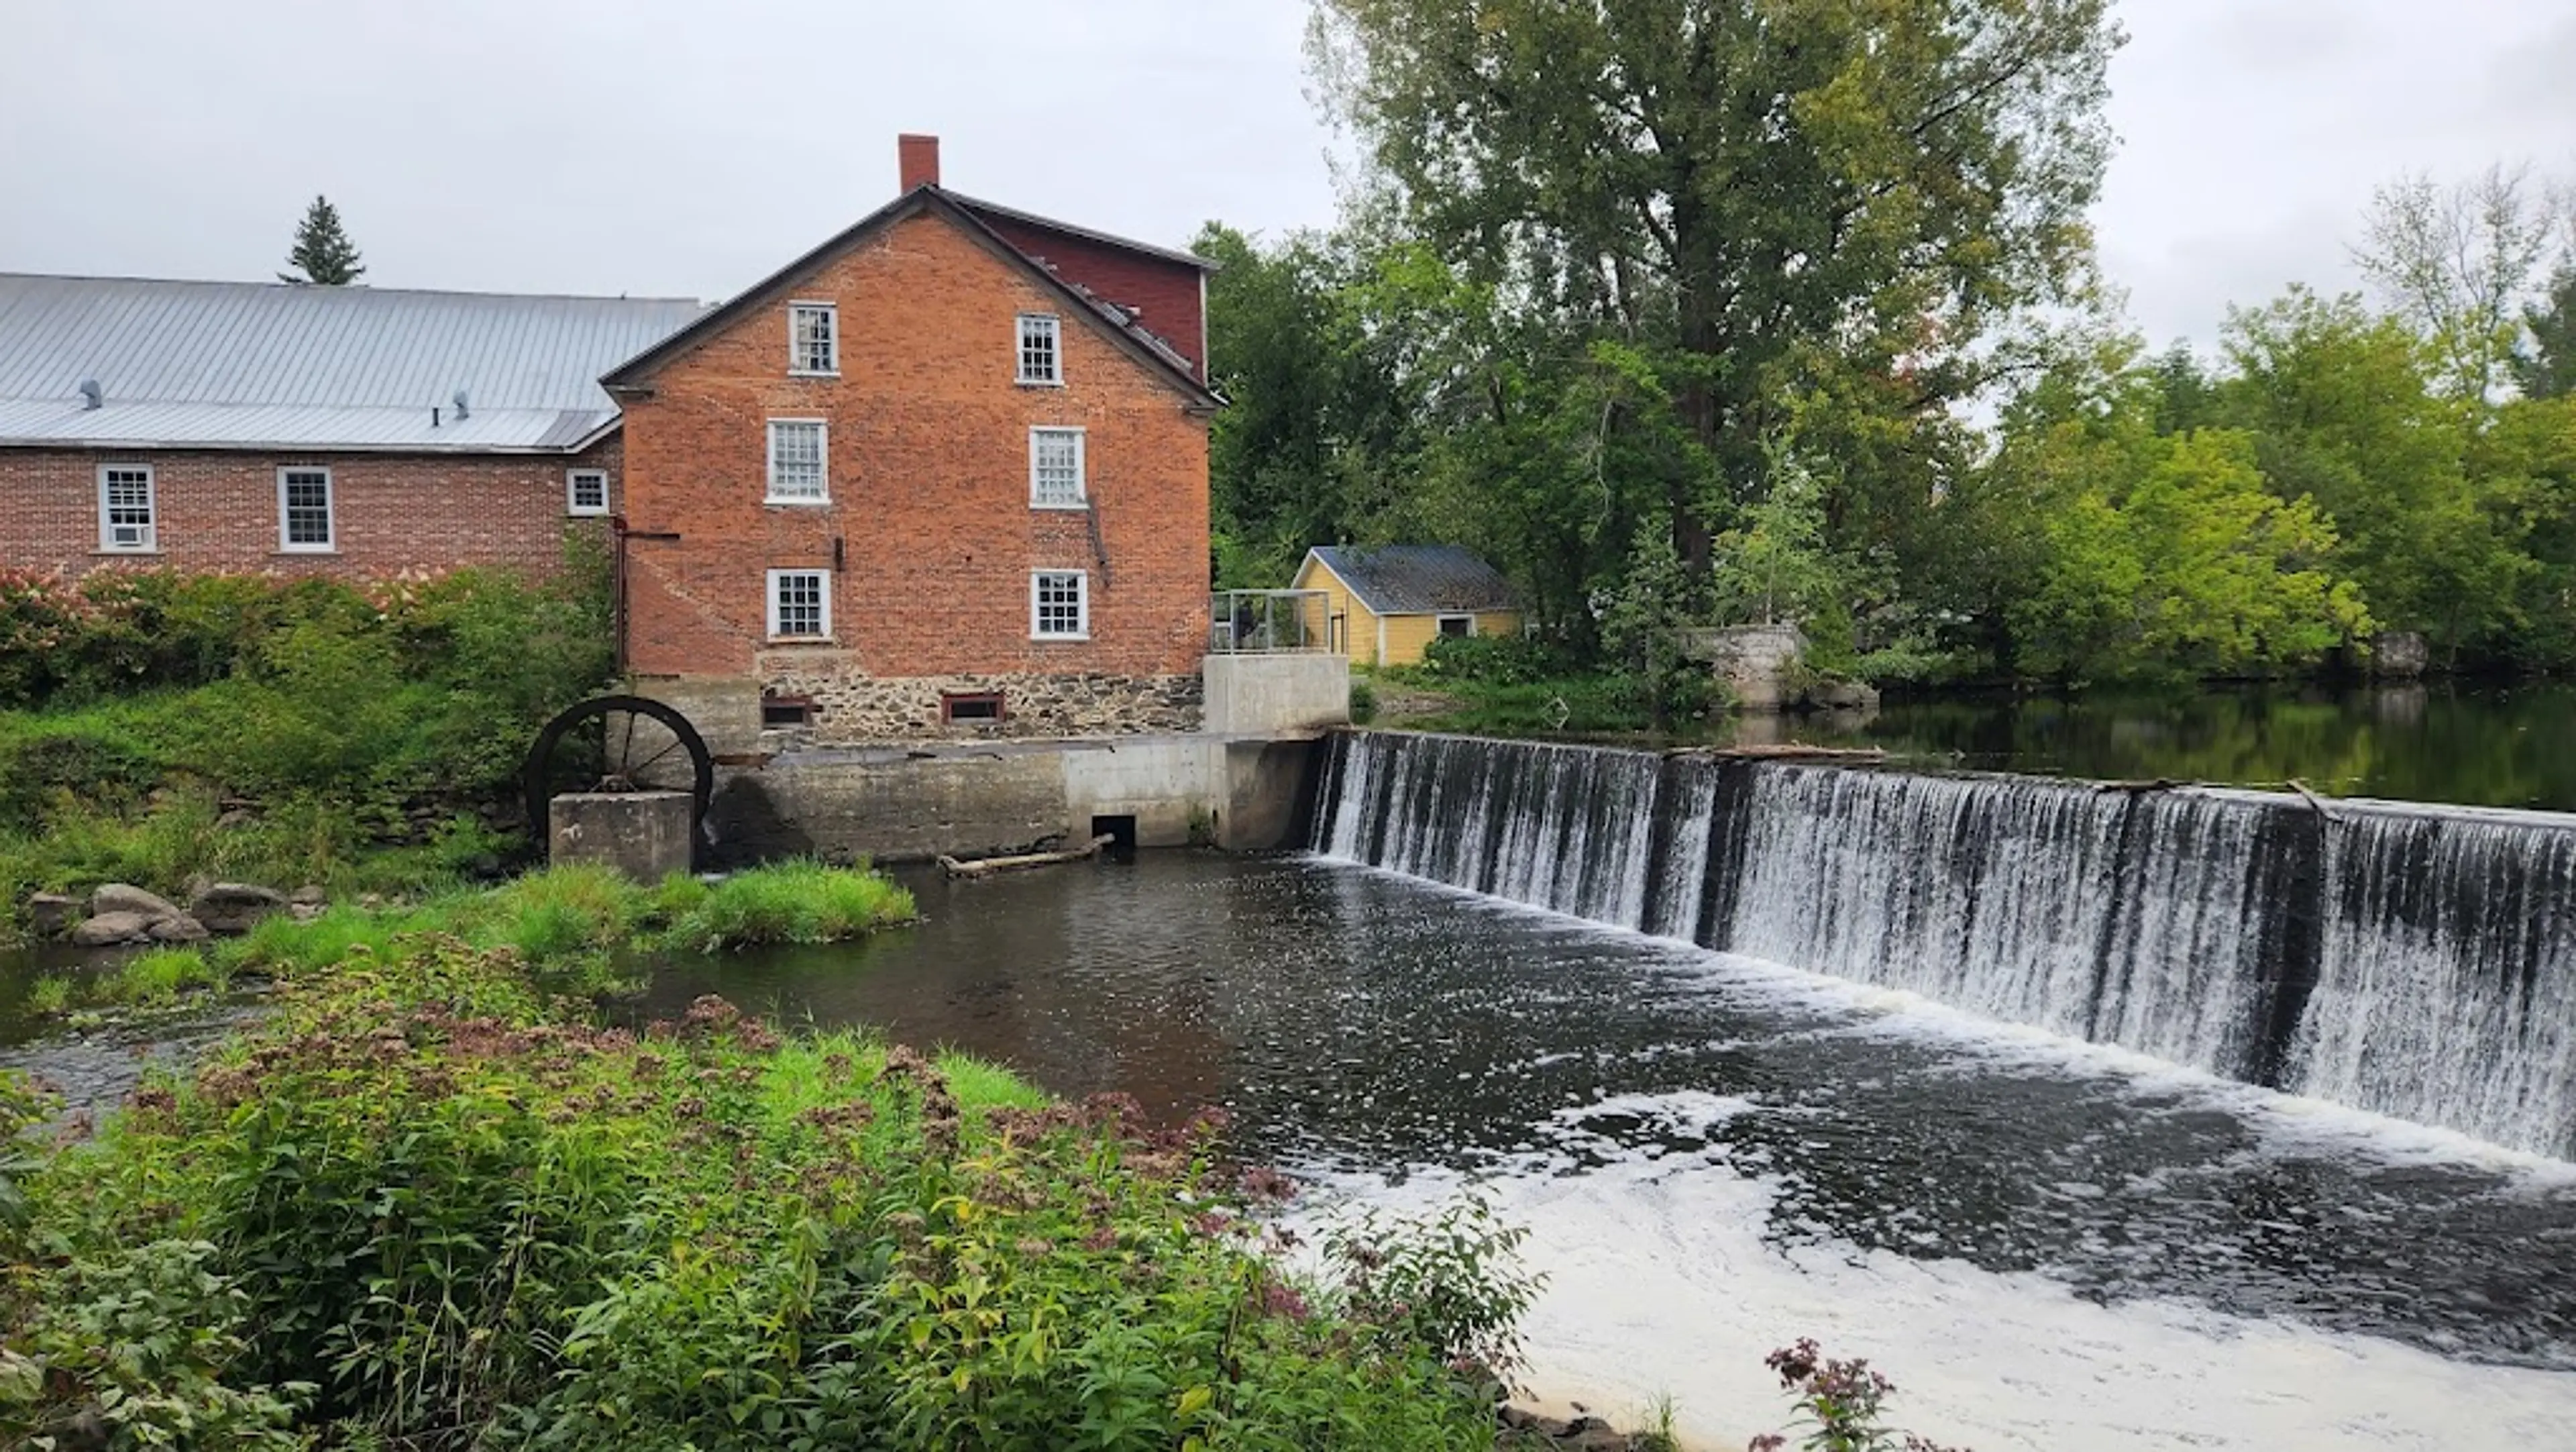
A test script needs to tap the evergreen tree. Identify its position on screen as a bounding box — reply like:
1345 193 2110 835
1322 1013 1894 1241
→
279 195 366 286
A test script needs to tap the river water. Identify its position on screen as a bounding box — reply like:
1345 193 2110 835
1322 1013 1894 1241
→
1780 681 2576 813
643 850 2576 1451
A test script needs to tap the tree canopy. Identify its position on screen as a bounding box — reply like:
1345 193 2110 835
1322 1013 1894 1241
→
1197 9 2576 690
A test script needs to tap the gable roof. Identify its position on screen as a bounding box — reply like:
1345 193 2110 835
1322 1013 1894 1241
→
1303 545 1519 616
946 192 1219 271
600 187 1222 410
0 273 704 452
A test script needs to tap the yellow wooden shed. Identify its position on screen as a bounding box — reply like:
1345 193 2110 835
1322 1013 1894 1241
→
1291 545 1525 667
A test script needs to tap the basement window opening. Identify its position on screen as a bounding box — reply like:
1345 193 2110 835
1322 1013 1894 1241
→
761 696 814 729
942 691 1005 723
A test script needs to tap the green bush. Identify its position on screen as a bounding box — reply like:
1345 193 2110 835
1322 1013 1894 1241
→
0 561 614 941
5 939 1528 1450
1419 631 1564 686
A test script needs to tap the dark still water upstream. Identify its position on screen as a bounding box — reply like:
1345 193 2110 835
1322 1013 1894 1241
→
646 850 2576 1451
1809 681 2576 813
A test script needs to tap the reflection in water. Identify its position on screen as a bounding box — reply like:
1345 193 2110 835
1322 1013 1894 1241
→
643 854 2576 1377
1823 682 2576 811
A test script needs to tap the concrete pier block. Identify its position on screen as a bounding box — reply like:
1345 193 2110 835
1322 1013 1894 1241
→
549 791 694 881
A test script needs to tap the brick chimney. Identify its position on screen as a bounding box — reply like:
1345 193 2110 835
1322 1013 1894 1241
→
898 134 941 192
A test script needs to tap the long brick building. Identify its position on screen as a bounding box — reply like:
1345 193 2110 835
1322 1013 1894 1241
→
0 136 1222 745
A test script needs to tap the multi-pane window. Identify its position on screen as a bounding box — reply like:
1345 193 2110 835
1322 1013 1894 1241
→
1017 313 1061 384
1031 570 1088 639
1029 427 1085 508
278 467 333 550
767 420 828 502
97 464 155 551
566 469 609 516
768 570 830 639
790 303 838 375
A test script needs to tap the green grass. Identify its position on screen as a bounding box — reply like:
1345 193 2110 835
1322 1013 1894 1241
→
101 948 225 1007
653 858 916 951
24 975 72 1017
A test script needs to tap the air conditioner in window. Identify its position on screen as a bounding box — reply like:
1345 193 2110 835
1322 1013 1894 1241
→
110 524 149 549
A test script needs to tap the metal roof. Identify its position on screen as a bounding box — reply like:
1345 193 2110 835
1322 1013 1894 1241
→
0 274 704 452
1303 545 1519 615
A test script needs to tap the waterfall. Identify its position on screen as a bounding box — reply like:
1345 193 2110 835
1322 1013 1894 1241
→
1312 731 2576 1159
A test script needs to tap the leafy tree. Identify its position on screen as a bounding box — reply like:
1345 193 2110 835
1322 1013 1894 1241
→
2220 288 2517 659
1310 0 2124 573
2520 266 2576 399
2353 165 2565 400
279 195 365 286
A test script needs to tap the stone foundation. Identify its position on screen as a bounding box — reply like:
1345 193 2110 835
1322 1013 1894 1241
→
756 661 1203 745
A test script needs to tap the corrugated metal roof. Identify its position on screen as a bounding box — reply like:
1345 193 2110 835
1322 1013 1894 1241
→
1305 545 1519 615
0 274 704 452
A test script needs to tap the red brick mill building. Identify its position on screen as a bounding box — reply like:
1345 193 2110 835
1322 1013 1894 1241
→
0 137 1222 746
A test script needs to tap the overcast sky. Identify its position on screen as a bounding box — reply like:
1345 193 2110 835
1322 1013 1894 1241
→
3 1 2570 348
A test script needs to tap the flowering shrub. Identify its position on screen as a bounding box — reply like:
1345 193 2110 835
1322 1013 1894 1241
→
3 935 1531 1449
1750 1339 1969 1452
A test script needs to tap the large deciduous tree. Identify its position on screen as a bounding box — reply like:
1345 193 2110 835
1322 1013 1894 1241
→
1307 0 2123 572
2353 165 2567 401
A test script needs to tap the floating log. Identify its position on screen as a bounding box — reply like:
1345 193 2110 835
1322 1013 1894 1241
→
938 834 1117 879
2094 778 2188 795
2287 778 2344 823
1670 743 1888 764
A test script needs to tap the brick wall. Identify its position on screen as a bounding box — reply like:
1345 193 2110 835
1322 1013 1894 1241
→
619 209 1213 738
0 436 621 578
971 212 1208 380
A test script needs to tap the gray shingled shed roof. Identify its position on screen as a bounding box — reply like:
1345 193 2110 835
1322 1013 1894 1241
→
0 274 704 452
1305 545 1519 615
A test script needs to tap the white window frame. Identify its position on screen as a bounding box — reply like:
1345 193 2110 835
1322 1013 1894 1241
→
97 463 156 552
1028 426 1087 510
1030 569 1089 641
1436 613 1477 639
788 301 839 376
766 568 833 641
765 419 830 505
566 468 610 517
276 466 335 552
1017 313 1063 385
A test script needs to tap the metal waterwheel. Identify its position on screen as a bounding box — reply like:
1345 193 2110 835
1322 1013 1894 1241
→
521 694 715 860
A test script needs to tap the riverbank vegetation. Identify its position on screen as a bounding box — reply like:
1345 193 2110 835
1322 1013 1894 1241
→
19 861 917 1023
0 933 1539 1449
0 559 614 941
1209 5 2576 704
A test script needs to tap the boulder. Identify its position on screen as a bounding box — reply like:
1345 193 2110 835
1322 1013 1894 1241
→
1803 678 1881 712
288 885 329 906
191 883 287 935
2373 631 2430 680
89 884 181 923
70 912 154 947
148 914 211 944
26 893 76 936
290 903 326 924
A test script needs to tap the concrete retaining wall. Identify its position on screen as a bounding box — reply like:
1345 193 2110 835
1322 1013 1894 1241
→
703 733 1319 864
1203 653 1351 735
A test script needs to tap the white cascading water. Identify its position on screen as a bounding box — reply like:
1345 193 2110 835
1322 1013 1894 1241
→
1318 731 1663 930
2286 802 2576 1155
1723 768 2280 1080
1313 731 2576 1159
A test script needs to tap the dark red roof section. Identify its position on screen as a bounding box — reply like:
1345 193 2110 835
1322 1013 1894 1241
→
958 200 1209 383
